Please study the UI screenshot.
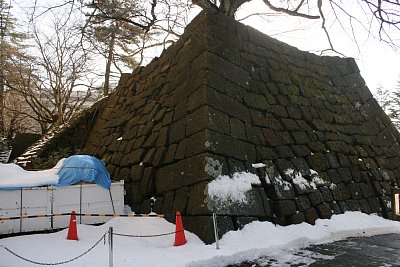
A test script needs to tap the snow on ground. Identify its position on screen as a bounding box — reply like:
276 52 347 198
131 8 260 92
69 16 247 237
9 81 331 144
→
1 212 400 267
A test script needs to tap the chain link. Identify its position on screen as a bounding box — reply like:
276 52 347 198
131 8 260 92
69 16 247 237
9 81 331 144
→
0 233 107 266
114 229 184 238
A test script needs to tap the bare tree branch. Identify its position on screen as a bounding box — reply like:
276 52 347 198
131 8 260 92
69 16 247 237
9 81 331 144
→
261 0 320 19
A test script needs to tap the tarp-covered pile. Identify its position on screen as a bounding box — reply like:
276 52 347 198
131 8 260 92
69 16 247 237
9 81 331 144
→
0 155 111 190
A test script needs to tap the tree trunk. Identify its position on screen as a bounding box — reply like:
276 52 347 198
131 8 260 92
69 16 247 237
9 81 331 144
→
103 26 116 97
0 19 5 136
0 65 4 136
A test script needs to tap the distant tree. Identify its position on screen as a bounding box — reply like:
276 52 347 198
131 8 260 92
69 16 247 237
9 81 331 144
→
3 90 39 136
375 84 391 113
389 78 400 129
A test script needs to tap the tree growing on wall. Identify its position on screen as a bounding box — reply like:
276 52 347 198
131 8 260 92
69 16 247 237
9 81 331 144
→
193 0 400 51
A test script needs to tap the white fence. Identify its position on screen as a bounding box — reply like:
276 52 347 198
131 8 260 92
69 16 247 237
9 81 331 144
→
0 181 124 234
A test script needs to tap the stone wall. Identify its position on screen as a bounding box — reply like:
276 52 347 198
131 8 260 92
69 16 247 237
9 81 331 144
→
18 11 400 243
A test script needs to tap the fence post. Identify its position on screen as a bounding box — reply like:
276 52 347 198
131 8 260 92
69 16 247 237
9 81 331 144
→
212 213 219 250
108 227 113 267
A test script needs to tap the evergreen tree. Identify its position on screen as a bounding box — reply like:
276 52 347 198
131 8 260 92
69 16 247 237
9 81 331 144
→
375 84 391 114
389 79 400 129
83 0 144 96
0 0 27 137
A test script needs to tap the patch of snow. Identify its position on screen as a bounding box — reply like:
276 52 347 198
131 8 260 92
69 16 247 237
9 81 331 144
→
208 172 260 204
264 173 271 184
311 171 326 186
252 163 266 169
286 169 316 190
273 176 292 191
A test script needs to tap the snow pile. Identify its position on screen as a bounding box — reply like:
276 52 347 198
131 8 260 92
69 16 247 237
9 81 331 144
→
1 212 400 267
0 161 64 189
208 172 260 204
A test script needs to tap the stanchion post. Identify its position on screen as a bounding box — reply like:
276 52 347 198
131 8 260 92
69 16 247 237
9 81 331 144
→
108 227 113 267
212 213 219 250
150 197 156 213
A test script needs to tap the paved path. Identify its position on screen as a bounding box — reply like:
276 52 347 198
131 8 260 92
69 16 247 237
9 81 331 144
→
228 234 400 266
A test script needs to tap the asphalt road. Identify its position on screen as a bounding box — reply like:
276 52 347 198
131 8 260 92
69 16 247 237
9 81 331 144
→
228 233 400 267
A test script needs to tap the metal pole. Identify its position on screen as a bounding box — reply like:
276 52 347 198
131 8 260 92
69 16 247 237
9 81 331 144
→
212 213 220 250
79 183 82 224
19 188 23 233
109 227 113 267
50 186 54 230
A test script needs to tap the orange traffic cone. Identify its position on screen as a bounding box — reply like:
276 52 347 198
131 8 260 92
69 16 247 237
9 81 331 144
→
67 211 78 241
174 211 187 246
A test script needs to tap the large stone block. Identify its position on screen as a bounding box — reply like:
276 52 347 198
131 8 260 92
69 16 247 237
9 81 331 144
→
187 182 210 215
316 203 332 219
308 190 324 206
171 187 189 214
208 187 267 217
273 200 296 217
295 195 311 211
304 208 318 225
155 153 228 192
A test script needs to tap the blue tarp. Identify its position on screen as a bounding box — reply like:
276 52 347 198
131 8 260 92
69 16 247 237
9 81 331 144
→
57 155 111 190
0 155 111 190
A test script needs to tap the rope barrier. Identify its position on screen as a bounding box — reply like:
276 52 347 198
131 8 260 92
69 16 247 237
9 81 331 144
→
75 213 165 218
0 213 165 221
113 229 184 238
0 233 107 266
